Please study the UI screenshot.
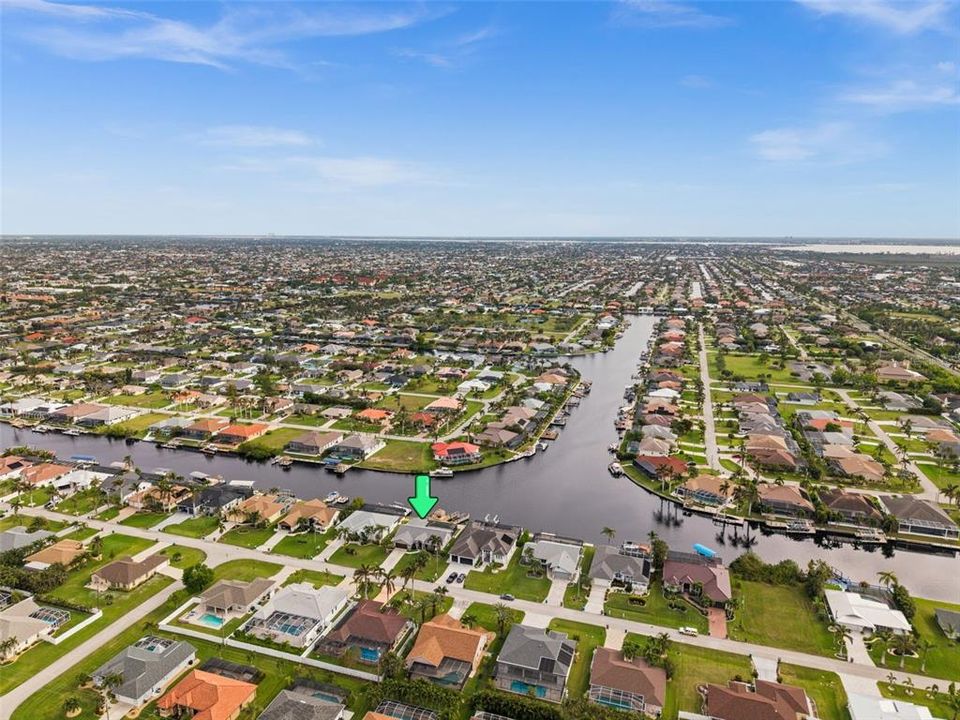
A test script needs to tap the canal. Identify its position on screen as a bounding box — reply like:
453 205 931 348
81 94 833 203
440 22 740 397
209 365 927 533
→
2 316 957 601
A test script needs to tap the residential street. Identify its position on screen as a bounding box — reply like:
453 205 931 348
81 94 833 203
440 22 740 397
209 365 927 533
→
698 323 721 471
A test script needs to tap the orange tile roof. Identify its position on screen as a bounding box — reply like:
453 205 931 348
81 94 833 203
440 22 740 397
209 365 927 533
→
157 670 256 720
405 613 491 669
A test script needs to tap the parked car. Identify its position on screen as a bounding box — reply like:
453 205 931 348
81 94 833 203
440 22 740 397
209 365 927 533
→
456 573 466 583
500 593 515 601
446 572 458 584
678 626 699 636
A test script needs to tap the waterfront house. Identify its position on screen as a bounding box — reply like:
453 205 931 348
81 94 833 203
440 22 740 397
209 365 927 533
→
493 624 576 703
286 431 344 456
93 637 196 707
878 496 959 540
181 418 229 441
406 613 492 689
819 488 883 525
448 520 519 567
676 475 733 507
225 494 289 524
258 688 345 720
216 423 269 445
633 455 688 482
589 543 653 591
662 551 732 607
524 535 583 582
824 589 912 636
588 647 666 716
279 499 339 532
331 434 385 460
431 441 482 466
392 518 456 551
757 484 814 517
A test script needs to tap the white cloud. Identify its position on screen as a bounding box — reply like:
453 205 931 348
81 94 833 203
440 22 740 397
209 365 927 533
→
200 125 315 148
749 122 885 163
680 74 712 88
613 0 732 29
292 156 426 187
841 79 960 111
4 0 445 70
794 0 953 34
393 25 498 69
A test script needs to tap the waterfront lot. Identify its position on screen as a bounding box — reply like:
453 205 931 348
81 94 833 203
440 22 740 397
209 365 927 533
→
728 579 836 657
603 581 709 633
162 515 219 538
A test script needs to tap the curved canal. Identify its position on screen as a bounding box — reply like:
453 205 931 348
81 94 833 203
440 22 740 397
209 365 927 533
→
3 316 957 601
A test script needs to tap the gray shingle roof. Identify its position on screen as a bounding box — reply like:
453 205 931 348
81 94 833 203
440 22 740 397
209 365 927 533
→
94 637 195 701
498 624 575 673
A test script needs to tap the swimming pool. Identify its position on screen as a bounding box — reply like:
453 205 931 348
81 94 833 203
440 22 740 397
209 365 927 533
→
311 691 343 704
510 681 546 698
198 613 225 628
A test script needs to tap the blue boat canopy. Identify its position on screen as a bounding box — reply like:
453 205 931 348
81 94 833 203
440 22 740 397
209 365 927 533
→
693 543 717 558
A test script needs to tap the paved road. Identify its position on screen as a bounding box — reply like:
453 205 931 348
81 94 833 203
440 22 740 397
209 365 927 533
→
698 323 721 472
834 389 940 501
2 501 949 717
0 580 182 720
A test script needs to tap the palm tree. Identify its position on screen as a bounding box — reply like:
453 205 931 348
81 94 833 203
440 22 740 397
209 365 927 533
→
890 633 917 670
354 564 375 600
601 527 616 545
833 624 852 660
379 569 397 598
494 602 511 637
62 697 81 717
877 571 898 590
0 637 19 659
100 671 123 720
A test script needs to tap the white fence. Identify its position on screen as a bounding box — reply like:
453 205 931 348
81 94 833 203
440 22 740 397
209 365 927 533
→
47 608 103 645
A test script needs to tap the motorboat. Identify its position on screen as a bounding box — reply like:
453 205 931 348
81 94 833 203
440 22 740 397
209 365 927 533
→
430 467 454 478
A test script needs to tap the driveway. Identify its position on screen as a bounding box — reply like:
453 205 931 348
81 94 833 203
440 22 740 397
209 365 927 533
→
585 585 606 615
545 577 566 607
707 607 728 639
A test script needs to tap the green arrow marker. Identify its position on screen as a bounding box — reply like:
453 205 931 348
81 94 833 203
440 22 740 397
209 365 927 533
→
408 474 439 519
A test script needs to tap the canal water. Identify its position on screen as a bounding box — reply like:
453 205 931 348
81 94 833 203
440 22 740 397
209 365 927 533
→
3 316 957 601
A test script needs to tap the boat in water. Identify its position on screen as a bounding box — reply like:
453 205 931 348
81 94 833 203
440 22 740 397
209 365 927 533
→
693 543 717 559
430 467 454 478
608 462 623 477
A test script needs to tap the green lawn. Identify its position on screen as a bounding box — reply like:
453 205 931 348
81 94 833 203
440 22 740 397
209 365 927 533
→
54 489 106 516
239 426 304 453
867 597 960 680
778 664 849 720
283 412 328 427
283 568 344 588
159 544 206 569
0 514 67 533
119 511 171 529
101 392 170 409
464 552 551 602
878 682 956 719
463 602 525 635
546 619 605 698
563 544 594 610
95 506 120 521
0 553 172 696
657 640 753 718
391 550 448 582
163 515 219 538
218 524 277 549
727 579 836 657
328 542 390 569
110 412 169 434
63 526 100 541
47 534 155 608
357 439 436 473
211 559 282 582
270 529 334 558
603 581 709 633
10 591 375 720
391 590 454 623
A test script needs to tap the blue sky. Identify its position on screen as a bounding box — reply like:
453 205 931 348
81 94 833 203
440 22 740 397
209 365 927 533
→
2 0 958 237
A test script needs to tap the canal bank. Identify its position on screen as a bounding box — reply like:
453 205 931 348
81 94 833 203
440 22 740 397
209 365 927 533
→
2 315 958 601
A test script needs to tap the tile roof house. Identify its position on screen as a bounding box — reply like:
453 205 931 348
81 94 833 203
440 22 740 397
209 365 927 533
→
878 496 959 540
21 462 72 487
90 553 169 591
589 544 652 591
157 669 257 720
588 647 666 716
493 624 577 704
226 494 289 524
831 454 886 483
699 680 815 720
757 484 814 517
279 499 339 532
819 488 883 525
216 423 269 445
406 613 493 689
633 455 689 481
318 600 413 664
431 441 482 466
201 579 276 617
182 418 229 440
662 551 732 606
93 636 196 706
677 475 734 507
448 521 519 567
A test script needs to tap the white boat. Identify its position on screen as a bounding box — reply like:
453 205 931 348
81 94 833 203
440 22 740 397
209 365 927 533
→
430 467 454 478
62 428 81 436
33 425 49 434
608 462 623 477
324 491 340 503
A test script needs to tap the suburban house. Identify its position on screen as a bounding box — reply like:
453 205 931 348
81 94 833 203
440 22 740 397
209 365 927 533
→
633 455 689 482
588 647 666 716
676 475 733 507
279 499 339 532
493 624 577 703
589 543 653 592
448 521 520 567
392 518 457 551
0 526 52 553
878 496 959 540
216 423 269 445
318 599 413 664
524 535 583 582
332 434 385 460
245 584 349 648
757 484 814 517
286 431 344 456
24 539 86 570
847 693 942 720
181 418 229 440
225 493 290 524
661 551 732 607
431 441 483 466
157 669 257 720
824 589 912 636
93 636 196 707
200 578 276 620
0 597 57 658
258 688 346 720
831 454 886 483
127 483 193 512
819 488 883 525
177 484 251 517
21 462 72 488
336 506 406 541
935 608 960 640
89 553 169 592
692 680 816 720
406 613 493 689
